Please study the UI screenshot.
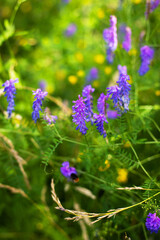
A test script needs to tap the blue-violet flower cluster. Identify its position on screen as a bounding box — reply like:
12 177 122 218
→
2 78 19 118
122 26 131 52
93 113 108 138
145 213 160 233
138 46 154 76
43 108 57 125
32 89 48 123
145 0 160 18
82 85 95 123
60 161 78 181
65 24 77 37
86 68 98 82
103 15 118 63
72 95 88 135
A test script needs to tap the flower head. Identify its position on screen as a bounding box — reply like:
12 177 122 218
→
97 93 109 115
39 80 46 91
86 68 98 82
138 46 154 76
82 85 95 122
60 161 78 181
145 213 160 233
107 110 120 119
145 0 160 18
93 113 108 138
43 108 57 124
2 78 19 118
122 27 131 52
32 89 48 123
64 24 77 37
106 48 115 64
118 65 127 76
72 95 88 135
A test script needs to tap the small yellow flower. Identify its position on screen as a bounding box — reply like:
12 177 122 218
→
155 90 160 96
93 80 99 88
77 70 85 77
104 66 112 75
77 152 83 162
128 76 133 84
97 9 105 19
117 168 128 183
75 52 84 63
128 49 137 56
68 75 78 85
99 160 110 171
123 140 131 148
94 54 105 64
132 0 141 4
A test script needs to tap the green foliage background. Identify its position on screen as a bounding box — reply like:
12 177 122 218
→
0 0 160 239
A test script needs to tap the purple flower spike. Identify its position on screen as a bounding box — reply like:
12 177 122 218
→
72 95 88 135
107 110 120 119
86 68 98 82
103 15 118 64
65 24 77 37
145 0 160 18
82 85 95 123
145 213 160 233
43 108 57 124
97 93 109 115
60 161 78 181
122 27 131 52
107 74 131 113
138 46 154 76
103 15 118 51
118 65 127 76
2 78 19 118
93 113 108 138
39 80 46 92
32 89 48 123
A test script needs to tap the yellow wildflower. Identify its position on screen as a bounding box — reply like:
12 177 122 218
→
99 160 110 171
77 70 85 77
128 49 137 56
68 75 78 85
117 168 128 183
155 90 160 96
123 140 131 148
94 54 105 64
128 76 133 84
75 52 84 62
132 0 141 4
97 9 105 19
104 66 112 75
56 70 66 81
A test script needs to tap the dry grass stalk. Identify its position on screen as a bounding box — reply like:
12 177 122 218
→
0 133 31 189
0 183 29 199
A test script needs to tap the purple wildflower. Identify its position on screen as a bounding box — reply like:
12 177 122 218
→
43 108 57 124
118 65 127 76
106 48 115 64
145 0 160 18
103 15 118 63
122 27 131 52
64 24 77 37
107 110 120 119
32 89 48 123
138 46 154 76
93 113 108 138
145 213 160 233
97 93 109 115
82 85 95 123
107 74 131 113
39 80 46 92
72 95 88 135
86 68 98 82
2 78 19 118
62 0 70 3
60 161 78 181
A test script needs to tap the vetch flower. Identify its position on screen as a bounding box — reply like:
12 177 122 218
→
39 80 46 91
103 15 118 63
86 68 98 82
122 27 131 52
118 65 127 76
145 0 160 18
82 85 95 122
72 95 88 135
138 46 154 76
43 108 57 124
64 24 77 37
32 89 48 123
93 113 108 138
60 161 79 182
107 110 120 119
145 213 160 233
2 78 19 118
97 93 109 115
